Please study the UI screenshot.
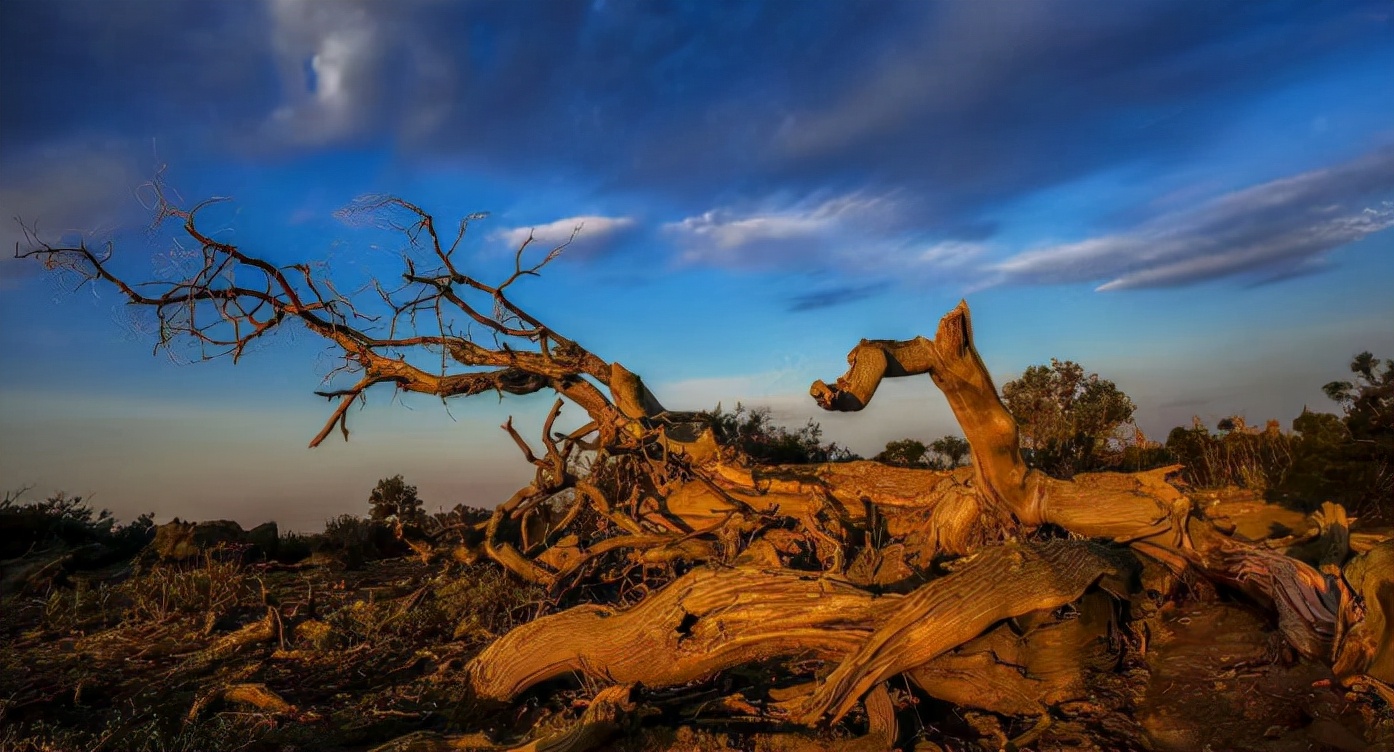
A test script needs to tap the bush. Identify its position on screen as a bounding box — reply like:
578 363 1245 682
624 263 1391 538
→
275 531 314 564
874 436 971 469
312 514 401 567
0 490 155 559
1165 417 1293 492
701 403 858 465
368 475 426 524
1001 359 1137 478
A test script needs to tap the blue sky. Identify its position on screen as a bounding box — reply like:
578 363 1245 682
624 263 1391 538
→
1 0 1392 530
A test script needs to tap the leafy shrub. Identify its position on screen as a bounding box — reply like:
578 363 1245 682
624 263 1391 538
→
1001 359 1137 478
701 403 858 465
275 531 314 563
1165 417 1293 492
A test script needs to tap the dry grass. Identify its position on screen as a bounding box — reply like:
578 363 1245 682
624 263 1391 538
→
0 551 550 752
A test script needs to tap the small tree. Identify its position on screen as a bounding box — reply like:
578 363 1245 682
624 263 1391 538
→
1324 351 1394 441
369 475 425 524
930 435 971 468
702 403 858 465
1001 359 1136 478
874 438 931 468
1320 352 1394 517
873 436 969 469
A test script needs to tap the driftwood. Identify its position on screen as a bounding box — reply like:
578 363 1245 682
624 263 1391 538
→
21 193 1394 749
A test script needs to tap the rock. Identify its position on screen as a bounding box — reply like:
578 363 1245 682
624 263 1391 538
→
146 519 279 562
247 522 279 558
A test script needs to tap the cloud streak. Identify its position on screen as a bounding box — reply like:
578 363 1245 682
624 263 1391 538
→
491 215 636 259
0 142 143 286
994 145 1394 290
664 194 900 268
662 192 990 298
786 282 891 312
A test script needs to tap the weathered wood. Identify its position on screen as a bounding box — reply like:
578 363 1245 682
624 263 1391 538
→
797 540 1121 726
906 590 1118 718
467 566 891 701
811 301 1036 527
1332 539 1394 704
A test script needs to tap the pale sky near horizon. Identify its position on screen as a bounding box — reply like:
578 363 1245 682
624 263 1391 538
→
2 1 1392 531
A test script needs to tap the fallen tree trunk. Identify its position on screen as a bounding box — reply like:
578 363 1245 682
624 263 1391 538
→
468 540 1124 707
468 565 889 701
451 300 1394 749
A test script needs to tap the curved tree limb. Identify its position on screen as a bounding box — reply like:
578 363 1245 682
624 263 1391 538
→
810 301 1038 526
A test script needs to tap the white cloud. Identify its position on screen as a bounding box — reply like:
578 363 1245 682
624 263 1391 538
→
664 192 914 269
663 192 988 296
994 144 1394 290
916 240 987 268
490 215 636 257
263 0 386 144
668 193 887 251
261 0 457 147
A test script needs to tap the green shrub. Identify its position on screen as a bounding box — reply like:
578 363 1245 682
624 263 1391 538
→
1165 417 1293 492
701 403 858 465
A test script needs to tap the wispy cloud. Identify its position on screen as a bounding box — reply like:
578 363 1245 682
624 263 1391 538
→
665 194 894 262
490 215 636 259
261 0 457 147
664 192 988 296
786 282 890 312
668 193 892 265
0 143 142 288
994 145 1394 290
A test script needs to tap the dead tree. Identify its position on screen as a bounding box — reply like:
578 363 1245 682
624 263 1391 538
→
19 187 1394 750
